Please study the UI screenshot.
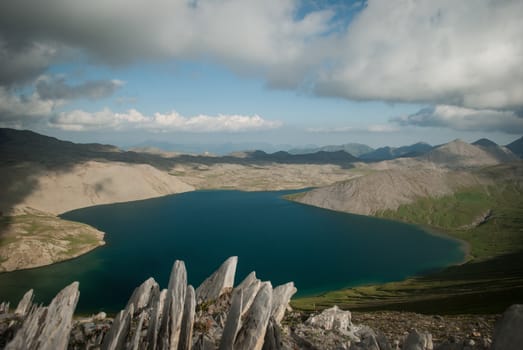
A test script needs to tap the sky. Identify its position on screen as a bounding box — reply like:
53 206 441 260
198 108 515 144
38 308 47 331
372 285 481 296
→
0 0 522 150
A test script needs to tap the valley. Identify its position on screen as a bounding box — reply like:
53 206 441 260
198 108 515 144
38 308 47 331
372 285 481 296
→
1 128 522 316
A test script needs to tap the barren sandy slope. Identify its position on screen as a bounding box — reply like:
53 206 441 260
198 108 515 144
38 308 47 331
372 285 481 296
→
2 160 194 215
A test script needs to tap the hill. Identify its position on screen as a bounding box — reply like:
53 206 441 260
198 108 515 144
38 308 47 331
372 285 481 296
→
422 139 518 167
288 142 374 157
359 142 433 161
507 136 523 158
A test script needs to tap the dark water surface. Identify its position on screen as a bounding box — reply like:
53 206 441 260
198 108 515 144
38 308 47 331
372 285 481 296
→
0 190 464 313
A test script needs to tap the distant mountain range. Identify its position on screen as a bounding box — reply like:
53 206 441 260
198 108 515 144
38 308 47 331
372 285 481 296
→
288 143 374 157
129 140 292 155
358 142 433 161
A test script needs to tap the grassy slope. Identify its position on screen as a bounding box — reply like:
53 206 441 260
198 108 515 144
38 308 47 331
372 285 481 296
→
292 175 523 314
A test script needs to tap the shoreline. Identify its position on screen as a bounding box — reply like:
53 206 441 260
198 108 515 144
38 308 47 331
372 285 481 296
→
0 214 106 274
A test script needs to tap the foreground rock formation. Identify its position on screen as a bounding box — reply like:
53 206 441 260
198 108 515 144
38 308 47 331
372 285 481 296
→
0 257 520 350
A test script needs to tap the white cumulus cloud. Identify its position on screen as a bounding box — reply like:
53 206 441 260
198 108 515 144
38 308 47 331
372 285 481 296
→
50 108 282 132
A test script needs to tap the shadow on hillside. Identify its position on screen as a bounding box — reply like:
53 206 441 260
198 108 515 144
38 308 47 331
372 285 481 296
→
0 128 355 236
421 250 523 283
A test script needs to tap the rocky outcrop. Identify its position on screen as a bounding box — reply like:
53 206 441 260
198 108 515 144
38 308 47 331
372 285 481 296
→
271 282 297 324
0 257 295 350
306 306 352 332
196 256 238 303
5 282 79 350
0 257 516 350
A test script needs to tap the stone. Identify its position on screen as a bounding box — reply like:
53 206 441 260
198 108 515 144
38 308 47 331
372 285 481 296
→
234 282 273 350
6 282 79 350
101 303 134 350
492 304 523 350
219 289 243 350
271 282 297 324
146 288 166 350
262 317 283 350
178 285 196 350
403 330 433 350
306 306 352 332
131 311 146 350
125 277 159 314
93 311 107 321
159 260 187 350
234 271 262 316
196 256 238 302
14 289 33 317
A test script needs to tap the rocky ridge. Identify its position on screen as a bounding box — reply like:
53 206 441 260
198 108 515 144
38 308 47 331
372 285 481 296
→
1 257 522 350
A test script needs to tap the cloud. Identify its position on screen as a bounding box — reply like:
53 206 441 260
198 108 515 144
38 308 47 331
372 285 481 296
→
0 0 521 120
315 0 523 111
0 38 63 86
0 86 60 128
36 77 123 100
393 105 523 134
0 0 334 86
307 124 398 133
50 108 283 132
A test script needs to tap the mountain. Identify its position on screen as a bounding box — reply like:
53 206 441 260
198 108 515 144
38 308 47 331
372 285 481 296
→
359 142 433 161
288 143 374 157
423 139 518 167
472 138 498 148
129 140 292 155
244 150 359 164
0 128 194 215
507 136 523 158
472 138 520 163
292 167 487 216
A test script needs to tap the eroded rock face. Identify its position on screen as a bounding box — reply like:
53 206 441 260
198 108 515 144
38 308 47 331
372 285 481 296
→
271 282 297 325
196 256 238 303
234 282 273 350
6 282 79 350
492 304 523 350
307 305 352 332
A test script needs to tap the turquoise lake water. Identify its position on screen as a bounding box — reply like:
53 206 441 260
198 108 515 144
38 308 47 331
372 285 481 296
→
0 190 464 313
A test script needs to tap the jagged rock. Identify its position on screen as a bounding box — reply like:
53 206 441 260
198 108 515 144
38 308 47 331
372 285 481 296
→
234 271 261 316
306 306 352 332
159 260 187 350
6 282 79 350
234 282 273 350
196 257 238 302
125 277 159 314
271 282 297 324
219 289 243 350
101 303 134 350
491 304 523 350
14 289 33 317
403 330 433 350
145 288 166 350
262 317 283 350
178 285 196 350
131 311 146 350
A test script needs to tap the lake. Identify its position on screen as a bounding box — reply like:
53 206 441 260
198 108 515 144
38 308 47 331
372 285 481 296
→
0 190 464 313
